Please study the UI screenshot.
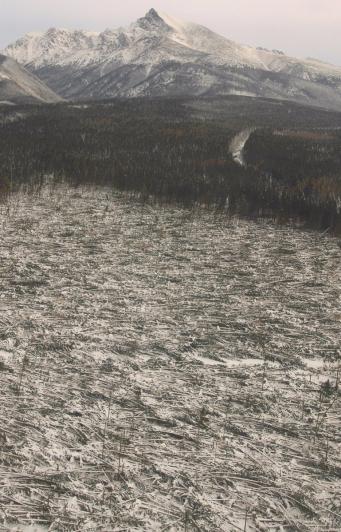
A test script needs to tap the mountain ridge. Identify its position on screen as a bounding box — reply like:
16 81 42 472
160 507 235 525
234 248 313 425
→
3 9 341 109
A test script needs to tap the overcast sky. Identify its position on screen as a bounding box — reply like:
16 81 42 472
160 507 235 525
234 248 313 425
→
1 0 340 65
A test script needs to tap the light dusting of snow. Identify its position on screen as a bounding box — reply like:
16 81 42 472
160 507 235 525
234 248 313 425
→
0 185 340 530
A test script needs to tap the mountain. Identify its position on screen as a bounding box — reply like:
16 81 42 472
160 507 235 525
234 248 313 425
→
4 8 341 109
0 54 62 105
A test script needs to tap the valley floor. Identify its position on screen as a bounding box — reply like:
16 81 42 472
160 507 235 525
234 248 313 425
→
0 187 340 531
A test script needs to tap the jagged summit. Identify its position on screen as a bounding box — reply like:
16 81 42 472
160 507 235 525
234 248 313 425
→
145 8 162 19
136 8 171 31
3 9 341 109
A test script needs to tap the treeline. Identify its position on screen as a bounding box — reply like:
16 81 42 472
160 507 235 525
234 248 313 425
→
0 100 243 205
0 97 341 232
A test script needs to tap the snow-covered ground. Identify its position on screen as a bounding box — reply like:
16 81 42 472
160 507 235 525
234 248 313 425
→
229 129 255 166
0 186 340 531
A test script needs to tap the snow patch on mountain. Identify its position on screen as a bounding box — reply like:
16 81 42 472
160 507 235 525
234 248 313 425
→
230 129 255 166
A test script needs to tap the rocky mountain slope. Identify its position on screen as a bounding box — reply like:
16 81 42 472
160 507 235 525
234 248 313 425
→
4 9 341 108
0 54 62 104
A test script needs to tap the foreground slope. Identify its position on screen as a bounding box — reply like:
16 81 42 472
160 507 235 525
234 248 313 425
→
0 54 61 104
0 186 340 531
4 9 341 109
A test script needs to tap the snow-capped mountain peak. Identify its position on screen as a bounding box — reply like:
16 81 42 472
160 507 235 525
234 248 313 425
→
144 9 191 35
4 10 258 69
5 8 341 75
3 9 341 109
139 8 168 26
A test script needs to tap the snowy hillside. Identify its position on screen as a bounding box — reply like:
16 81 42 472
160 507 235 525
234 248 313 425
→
0 54 62 104
4 8 341 108
0 184 340 530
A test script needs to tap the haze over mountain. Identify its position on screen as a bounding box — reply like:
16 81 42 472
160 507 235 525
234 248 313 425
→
0 54 61 105
4 8 341 109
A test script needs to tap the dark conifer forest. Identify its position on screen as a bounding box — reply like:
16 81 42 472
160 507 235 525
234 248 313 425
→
1 95 341 232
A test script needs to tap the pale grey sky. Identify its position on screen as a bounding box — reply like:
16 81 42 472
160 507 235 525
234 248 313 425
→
1 0 340 65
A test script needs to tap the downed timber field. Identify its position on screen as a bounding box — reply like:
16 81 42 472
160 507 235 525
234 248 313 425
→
0 185 340 531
